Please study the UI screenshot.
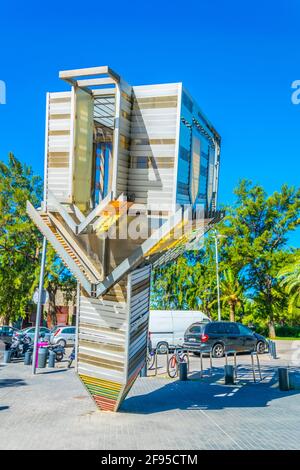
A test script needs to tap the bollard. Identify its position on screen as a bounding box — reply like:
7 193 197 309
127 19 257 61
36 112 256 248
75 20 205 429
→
288 371 300 390
278 367 289 391
179 361 188 381
269 340 278 359
3 350 12 363
48 350 56 368
35 341 49 367
38 347 48 369
224 365 235 384
139 363 147 377
268 340 272 357
24 351 32 365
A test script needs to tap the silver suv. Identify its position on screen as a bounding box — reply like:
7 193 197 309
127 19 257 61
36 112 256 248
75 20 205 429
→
50 326 76 347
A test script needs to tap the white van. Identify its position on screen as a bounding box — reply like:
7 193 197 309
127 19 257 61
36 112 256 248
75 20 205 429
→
149 310 210 353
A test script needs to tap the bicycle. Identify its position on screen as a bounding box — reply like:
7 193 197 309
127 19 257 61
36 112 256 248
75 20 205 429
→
167 347 188 378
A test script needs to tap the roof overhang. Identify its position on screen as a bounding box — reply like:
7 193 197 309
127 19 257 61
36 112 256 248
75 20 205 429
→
59 66 120 96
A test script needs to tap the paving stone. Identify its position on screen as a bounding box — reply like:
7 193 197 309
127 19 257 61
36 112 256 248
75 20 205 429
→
0 344 300 450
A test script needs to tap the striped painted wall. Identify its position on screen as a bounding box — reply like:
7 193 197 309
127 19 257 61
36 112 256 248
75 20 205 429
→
77 265 151 412
78 294 127 385
126 265 151 382
128 83 181 211
115 80 133 197
45 91 73 204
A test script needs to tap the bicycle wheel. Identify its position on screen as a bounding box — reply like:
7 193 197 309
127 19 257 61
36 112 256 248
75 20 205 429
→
167 356 178 378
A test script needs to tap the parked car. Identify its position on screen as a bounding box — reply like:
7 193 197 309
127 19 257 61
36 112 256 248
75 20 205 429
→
50 326 76 347
149 310 210 353
14 326 51 342
0 326 19 345
183 321 268 358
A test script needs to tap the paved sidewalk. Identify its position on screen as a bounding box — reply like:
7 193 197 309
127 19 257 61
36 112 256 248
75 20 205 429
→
0 348 300 449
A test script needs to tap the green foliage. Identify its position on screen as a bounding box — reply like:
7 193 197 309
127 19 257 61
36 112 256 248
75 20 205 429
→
151 248 217 318
218 269 244 322
0 154 76 325
152 180 300 338
0 154 43 322
31 245 77 326
278 254 300 313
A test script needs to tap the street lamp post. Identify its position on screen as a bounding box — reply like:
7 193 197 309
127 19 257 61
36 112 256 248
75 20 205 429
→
32 237 47 374
212 231 226 322
214 233 222 322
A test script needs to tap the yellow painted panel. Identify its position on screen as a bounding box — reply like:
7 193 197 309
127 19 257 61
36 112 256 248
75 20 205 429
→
73 89 94 213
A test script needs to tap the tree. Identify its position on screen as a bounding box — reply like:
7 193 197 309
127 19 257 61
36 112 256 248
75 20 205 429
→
151 180 300 338
31 246 77 326
218 269 244 322
0 154 43 324
218 180 300 337
0 154 77 326
278 253 300 313
151 256 191 309
151 244 218 317
44 249 77 327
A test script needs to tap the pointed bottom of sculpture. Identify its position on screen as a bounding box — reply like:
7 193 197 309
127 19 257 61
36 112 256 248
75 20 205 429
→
79 368 142 412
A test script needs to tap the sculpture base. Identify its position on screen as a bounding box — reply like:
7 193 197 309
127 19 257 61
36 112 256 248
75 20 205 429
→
76 265 151 412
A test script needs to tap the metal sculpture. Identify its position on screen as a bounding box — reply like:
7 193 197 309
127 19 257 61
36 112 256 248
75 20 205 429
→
27 66 222 411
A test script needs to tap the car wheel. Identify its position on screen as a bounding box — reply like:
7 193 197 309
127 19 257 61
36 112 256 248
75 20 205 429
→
256 341 266 354
156 342 169 354
212 343 224 358
57 339 66 348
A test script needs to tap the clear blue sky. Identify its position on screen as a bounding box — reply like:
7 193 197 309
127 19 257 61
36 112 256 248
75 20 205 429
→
0 0 299 245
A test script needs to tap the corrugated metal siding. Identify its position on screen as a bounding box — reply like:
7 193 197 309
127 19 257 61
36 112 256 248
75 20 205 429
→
78 294 128 383
128 84 180 211
115 81 133 196
77 265 151 411
126 265 151 381
46 92 73 203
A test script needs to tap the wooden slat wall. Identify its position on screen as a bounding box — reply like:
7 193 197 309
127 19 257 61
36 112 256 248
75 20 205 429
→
78 294 128 383
115 80 133 196
128 83 180 211
126 265 151 381
46 92 73 203
77 265 151 411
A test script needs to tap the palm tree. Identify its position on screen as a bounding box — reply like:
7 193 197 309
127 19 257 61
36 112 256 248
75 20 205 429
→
279 256 300 313
219 269 244 322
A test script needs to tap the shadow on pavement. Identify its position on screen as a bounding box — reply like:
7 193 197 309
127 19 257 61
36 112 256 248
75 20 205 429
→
120 365 300 414
0 406 9 411
37 368 69 375
0 378 27 388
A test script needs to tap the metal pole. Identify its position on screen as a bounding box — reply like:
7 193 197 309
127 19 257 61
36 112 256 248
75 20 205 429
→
214 235 221 322
200 352 203 378
251 353 256 382
32 237 47 375
75 282 80 373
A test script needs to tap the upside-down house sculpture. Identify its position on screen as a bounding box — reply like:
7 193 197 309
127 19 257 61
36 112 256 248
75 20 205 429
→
27 66 222 411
